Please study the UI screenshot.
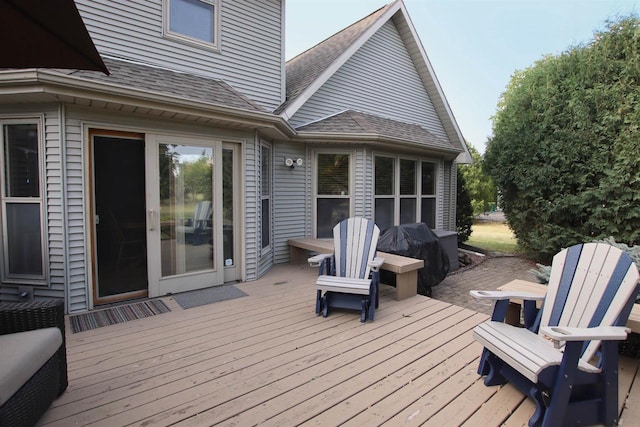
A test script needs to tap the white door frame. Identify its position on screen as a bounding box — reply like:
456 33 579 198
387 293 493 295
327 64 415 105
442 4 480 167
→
145 133 225 297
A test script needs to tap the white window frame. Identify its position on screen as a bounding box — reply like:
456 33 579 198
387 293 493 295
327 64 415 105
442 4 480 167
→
420 160 438 228
0 118 47 284
260 143 272 254
373 154 395 231
163 0 220 50
399 157 419 225
373 154 438 229
313 150 353 238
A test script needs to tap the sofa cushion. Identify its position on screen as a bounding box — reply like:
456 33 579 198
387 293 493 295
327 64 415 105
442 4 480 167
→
0 327 62 405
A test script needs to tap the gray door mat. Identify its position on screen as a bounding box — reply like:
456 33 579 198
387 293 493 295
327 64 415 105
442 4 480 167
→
172 284 248 309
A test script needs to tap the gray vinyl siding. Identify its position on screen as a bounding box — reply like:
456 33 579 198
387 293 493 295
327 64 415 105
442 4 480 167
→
45 110 68 306
245 137 260 280
63 117 90 312
437 160 457 231
0 106 69 305
76 0 284 111
289 21 447 141
272 141 307 264
446 161 458 231
353 147 367 219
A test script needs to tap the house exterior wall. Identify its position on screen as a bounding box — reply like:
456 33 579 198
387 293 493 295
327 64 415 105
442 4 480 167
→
269 142 456 267
288 20 447 141
75 0 285 111
0 105 66 303
0 102 261 311
272 141 307 264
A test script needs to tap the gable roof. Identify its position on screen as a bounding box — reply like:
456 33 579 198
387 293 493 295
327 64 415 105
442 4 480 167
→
279 0 471 163
276 4 390 115
297 110 460 156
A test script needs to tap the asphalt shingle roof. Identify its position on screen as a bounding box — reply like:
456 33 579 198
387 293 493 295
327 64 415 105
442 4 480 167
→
276 4 391 114
63 57 265 112
297 110 458 152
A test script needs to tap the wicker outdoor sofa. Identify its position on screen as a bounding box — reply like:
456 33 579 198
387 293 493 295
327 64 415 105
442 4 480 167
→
0 299 68 427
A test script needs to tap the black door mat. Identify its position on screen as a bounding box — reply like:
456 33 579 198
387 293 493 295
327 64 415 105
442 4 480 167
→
172 285 248 309
69 299 171 333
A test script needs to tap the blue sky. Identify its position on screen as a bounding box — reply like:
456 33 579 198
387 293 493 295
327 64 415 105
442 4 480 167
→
286 0 638 153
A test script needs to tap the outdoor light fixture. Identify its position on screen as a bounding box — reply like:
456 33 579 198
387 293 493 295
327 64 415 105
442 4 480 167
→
284 157 304 168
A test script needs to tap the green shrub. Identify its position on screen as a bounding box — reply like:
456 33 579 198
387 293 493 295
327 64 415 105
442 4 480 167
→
485 16 640 262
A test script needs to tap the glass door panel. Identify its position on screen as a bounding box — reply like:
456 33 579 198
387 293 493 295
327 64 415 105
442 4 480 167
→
146 135 224 297
158 144 214 277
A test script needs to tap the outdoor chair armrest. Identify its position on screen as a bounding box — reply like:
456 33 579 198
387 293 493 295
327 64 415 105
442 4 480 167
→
308 253 332 268
369 257 385 272
541 325 630 342
0 299 68 395
470 290 545 302
471 290 543 327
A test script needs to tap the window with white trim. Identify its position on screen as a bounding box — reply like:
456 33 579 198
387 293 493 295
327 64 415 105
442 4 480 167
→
373 155 437 230
420 161 437 228
165 0 219 48
399 158 417 224
374 156 394 231
261 144 271 251
0 121 46 282
316 153 350 238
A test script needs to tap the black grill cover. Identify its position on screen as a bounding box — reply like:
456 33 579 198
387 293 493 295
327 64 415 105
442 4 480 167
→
377 223 450 297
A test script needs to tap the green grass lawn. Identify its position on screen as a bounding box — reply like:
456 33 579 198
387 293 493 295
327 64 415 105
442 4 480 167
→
466 221 520 254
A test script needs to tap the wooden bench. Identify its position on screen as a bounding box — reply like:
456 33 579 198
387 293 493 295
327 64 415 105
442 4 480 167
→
288 237 424 301
498 279 640 333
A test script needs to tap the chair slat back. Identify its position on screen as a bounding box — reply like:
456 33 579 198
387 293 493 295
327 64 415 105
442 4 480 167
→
193 201 213 229
539 242 639 362
333 217 380 279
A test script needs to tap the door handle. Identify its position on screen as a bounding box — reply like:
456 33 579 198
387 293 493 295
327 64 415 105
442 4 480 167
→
148 209 158 231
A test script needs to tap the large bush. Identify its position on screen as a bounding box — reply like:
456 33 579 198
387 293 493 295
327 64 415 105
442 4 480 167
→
485 16 640 262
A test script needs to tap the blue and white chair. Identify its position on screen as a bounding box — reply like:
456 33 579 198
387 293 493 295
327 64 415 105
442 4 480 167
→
308 217 384 322
471 242 640 427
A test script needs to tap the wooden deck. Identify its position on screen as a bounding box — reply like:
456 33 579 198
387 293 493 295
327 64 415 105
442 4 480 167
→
41 264 640 426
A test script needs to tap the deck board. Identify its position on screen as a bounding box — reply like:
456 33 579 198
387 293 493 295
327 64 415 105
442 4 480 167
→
40 264 640 426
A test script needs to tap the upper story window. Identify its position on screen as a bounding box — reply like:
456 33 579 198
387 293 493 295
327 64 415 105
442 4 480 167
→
165 0 219 49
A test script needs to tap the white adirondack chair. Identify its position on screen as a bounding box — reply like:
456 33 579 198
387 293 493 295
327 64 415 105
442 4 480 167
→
179 201 212 245
308 217 384 322
471 242 640 427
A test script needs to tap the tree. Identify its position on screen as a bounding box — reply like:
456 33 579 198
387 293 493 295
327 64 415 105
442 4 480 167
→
485 16 640 262
456 169 474 244
182 155 212 201
459 144 497 214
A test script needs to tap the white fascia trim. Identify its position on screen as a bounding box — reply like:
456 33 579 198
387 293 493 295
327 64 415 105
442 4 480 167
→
0 69 296 137
396 2 470 162
295 131 462 156
280 1 402 121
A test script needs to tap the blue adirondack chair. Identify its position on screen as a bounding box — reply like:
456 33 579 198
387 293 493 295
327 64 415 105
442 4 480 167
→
470 242 640 427
308 217 384 322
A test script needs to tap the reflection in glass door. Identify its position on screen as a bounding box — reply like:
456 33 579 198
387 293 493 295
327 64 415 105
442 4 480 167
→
158 144 215 277
146 135 226 297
